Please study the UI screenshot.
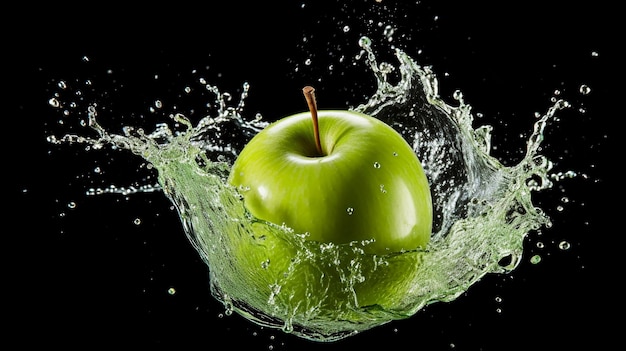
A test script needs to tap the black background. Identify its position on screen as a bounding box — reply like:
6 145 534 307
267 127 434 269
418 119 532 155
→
7 1 617 350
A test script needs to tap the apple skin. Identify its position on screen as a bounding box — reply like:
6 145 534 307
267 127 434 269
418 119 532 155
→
228 110 432 255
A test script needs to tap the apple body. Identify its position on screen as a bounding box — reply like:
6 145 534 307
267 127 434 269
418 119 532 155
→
229 110 432 255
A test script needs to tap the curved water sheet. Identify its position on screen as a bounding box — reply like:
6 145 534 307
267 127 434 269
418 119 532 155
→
48 37 571 342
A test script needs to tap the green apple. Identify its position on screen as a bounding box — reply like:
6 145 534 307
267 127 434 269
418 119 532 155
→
229 91 432 256
225 87 432 316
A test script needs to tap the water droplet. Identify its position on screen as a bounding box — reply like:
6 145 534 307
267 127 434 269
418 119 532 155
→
554 99 569 110
495 296 502 303
48 98 60 108
392 151 398 156
558 241 571 250
452 89 463 101
225 300 234 316
58 81 67 89
536 241 544 249
383 25 395 40
154 100 163 109
283 318 294 333
343 25 350 33
591 51 599 57
579 84 591 95
530 255 542 264
358 36 371 48
346 207 354 215
373 162 381 169
67 201 76 209
133 218 142 225
167 287 176 295
304 58 312 66
261 259 270 269
379 184 387 193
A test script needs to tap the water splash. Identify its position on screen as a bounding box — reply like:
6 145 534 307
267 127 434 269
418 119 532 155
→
48 37 571 342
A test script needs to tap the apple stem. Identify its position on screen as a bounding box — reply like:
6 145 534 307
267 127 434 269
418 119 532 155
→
303 86 323 156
